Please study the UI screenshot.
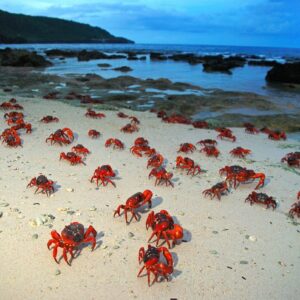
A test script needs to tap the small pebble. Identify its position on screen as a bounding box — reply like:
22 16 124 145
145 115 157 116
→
89 206 97 211
0 202 9 207
55 269 61 276
66 188 74 192
249 236 257 242
57 207 68 212
32 234 39 239
240 260 249 264
178 211 185 216
128 232 134 238
209 250 218 255
113 245 120 250
0 211 3 218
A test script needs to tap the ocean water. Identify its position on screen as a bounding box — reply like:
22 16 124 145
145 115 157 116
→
1 43 300 108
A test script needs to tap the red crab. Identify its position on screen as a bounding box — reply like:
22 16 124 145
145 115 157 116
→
146 210 183 248
225 167 265 190
216 127 236 142
176 156 201 176
230 147 251 158
130 144 156 157
40 115 59 123
134 137 149 147
85 109 106 119
177 143 196 154
260 127 272 134
0 128 21 147
27 175 54 196
138 245 173 286
90 165 116 187
0 101 23 110
203 182 229 200
200 145 220 157
4 111 24 119
46 128 74 145
11 121 32 134
105 138 124 150
130 116 140 124
113 190 153 223
71 144 90 156
162 114 191 124
148 167 174 187
281 152 300 168
43 92 59 100
197 139 217 147
157 110 167 118
289 195 300 218
117 112 129 118
60 152 85 165
192 121 209 129
147 154 164 169
244 123 259 134
121 123 139 133
47 222 97 265
245 192 277 210
268 130 286 141
6 116 24 125
219 165 246 177
88 129 100 139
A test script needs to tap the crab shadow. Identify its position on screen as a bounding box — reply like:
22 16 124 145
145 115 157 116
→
59 231 104 265
124 196 163 225
72 132 79 142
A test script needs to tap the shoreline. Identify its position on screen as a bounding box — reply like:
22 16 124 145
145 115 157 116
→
0 68 299 134
0 95 299 299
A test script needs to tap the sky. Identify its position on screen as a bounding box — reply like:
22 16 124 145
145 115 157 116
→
1 0 300 48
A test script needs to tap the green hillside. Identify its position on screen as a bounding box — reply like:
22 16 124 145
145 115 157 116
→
0 10 133 44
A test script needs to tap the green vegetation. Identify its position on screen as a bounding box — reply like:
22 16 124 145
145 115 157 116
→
0 10 133 44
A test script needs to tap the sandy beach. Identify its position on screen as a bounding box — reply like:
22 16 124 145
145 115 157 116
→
0 95 299 300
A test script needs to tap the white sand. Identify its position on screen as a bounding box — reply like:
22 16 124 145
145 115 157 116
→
0 96 299 300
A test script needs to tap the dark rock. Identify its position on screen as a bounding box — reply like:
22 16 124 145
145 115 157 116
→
77 50 126 61
266 62 300 84
169 53 203 65
127 56 138 60
0 48 52 67
98 63 111 68
45 49 78 57
248 60 277 67
113 66 133 72
150 52 168 61
203 56 246 74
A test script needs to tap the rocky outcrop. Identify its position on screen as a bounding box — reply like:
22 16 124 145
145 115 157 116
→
45 49 78 57
98 63 111 68
266 62 300 84
0 48 52 67
113 66 133 72
77 50 126 61
201 55 246 73
248 60 277 67
150 52 168 61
